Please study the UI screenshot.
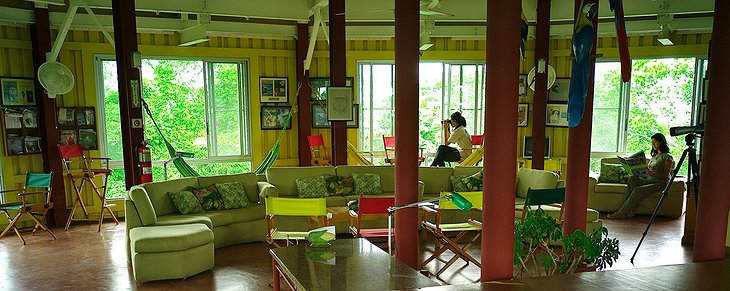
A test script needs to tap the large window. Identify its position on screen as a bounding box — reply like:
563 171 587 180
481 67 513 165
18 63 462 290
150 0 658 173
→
96 57 252 198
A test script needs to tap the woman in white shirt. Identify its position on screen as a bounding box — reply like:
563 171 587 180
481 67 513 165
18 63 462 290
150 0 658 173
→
430 112 473 167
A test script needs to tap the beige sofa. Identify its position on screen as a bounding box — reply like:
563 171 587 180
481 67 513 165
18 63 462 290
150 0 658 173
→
588 158 686 218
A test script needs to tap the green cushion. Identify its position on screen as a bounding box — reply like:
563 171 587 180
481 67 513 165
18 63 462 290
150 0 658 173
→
143 177 200 216
324 175 354 196
450 175 469 192
598 163 630 184
129 224 213 253
460 169 484 191
168 191 204 215
198 173 260 204
155 214 213 229
186 185 224 211
295 175 328 198
215 182 250 209
352 173 382 195
129 187 157 226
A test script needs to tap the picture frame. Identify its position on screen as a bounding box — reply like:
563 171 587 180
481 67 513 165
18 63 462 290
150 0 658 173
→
76 107 96 126
517 103 529 127
1 77 36 106
260 106 292 130
57 107 76 127
260 77 289 103
347 104 360 128
698 102 707 125
326 87 354 121
546 103 569 127
311 104 329 129
310 77 354 101
518 74 527 96
549 78 571 102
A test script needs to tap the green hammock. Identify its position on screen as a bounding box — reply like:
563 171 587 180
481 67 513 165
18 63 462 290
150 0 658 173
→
141 99 199 178
255 114 292 174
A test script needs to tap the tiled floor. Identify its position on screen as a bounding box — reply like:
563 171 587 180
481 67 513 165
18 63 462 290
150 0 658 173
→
0 213 703 290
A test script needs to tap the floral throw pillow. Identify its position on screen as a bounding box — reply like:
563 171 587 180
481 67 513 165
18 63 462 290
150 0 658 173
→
168 191 204 215
352 173 382 195
295 175 329 198
598 163 630 184
324 175 354 196
450 175 470 192
186 185 224 211
460 170 484 191
215 182 250 209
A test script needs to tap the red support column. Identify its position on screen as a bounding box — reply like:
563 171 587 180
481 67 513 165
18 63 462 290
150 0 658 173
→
296 23 313 166
564 0 599 234
111 0 144 188
482 0 521 281
531 0 551 170
30 7 67 226
394 0 420 269
693 0 730 262
329 0 347 166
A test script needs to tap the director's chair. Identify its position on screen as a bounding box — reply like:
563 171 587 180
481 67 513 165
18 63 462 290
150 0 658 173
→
0 172 57 244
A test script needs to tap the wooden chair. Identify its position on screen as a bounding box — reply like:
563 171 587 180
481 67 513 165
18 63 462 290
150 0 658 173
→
307 134 331 166
382 135 425 166
349 196 395 247
0 172 57 244
58 144 119 232
265 196 329 248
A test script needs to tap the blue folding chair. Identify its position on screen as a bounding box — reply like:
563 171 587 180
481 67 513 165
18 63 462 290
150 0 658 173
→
0 172 57 244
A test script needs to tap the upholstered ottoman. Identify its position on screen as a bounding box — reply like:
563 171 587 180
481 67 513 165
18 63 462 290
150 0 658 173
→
129 223 214 283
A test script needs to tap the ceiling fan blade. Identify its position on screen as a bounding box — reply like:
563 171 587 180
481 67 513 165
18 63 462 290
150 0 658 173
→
419 9 454 17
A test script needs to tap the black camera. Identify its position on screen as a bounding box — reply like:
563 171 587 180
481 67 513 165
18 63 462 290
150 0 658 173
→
669 124 704 137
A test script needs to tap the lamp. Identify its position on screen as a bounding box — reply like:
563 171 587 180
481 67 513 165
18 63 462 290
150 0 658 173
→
387 191 473 255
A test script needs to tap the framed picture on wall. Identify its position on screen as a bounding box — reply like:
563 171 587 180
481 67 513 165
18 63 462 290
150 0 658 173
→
260 77 288 103
347 104 359 128
310 77 354 101
1 77 36 106
326 87 353 121
517 103 529 127
548 78 570 102
311 104 329 128
260 106 292 130
519 74 527 96
546 103 569 127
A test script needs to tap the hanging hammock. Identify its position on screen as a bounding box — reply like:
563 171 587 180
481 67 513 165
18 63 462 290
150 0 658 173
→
255 114 293 174
347 141 372 165
459 146 484 166
141 99 200 178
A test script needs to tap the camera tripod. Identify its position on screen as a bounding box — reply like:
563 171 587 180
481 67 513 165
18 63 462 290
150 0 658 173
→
630 133 701 263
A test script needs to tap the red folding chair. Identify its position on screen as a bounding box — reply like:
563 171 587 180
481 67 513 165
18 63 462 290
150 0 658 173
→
382 135 425 166
349 196 395 249
306 134 331 166
58 144 119 232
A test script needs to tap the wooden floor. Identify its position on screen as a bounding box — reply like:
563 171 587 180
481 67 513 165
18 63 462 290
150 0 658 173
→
0 213 723 290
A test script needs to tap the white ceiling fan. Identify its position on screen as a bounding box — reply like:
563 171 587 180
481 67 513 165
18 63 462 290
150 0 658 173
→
419 0 454 17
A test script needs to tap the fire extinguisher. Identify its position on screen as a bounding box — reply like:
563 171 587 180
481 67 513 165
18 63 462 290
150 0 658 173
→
138 140 153 183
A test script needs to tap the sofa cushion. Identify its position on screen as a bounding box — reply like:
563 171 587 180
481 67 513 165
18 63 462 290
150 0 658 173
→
215 182 250 209
196 212 233 227
516 168 559 198
336 166 394 192
295 175 329 198
168 191 204 215
186 185 225 211
129 187 157 226
595 183 627 194
324 175 354 196
450 175 469 192
130 224 213 254
453 166 483 177
326 196 348 207
156 214 213 229
218 205 267 223
198 173 260 204
352 173 382 195
418 167 454 194
460 170 484 191
266 166 336 197
143 177 200 216
598 163 629 184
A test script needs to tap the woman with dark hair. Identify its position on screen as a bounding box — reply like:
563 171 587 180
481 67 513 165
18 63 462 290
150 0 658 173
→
430 112 473 167
608 133 674 219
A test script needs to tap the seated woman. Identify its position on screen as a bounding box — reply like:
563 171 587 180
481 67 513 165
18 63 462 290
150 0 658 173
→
430 112 472 167
608 133 674 219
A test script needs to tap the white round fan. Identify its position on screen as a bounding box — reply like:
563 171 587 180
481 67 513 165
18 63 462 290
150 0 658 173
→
38 61 75 98
527 65 556 92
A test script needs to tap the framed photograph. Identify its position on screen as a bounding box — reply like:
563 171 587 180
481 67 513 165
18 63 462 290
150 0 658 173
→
260 77 288 103
517 103 529 127
518 74 527 96
1 77 36 106
57 107 76 127
326 87 353 121
698 102 707 125
78 129 98 150
347 104 360 128
310 77 354 101
702 78 709 102
546 103 569 127
549 78 570 102
311 104 330 128
261 106 292 130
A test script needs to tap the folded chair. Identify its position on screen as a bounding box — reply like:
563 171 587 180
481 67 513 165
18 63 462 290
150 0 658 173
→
383 135 425 166
349 196 395 248
0 172 57 244
58 144 119 232
420 191 483 277
515 187 566 274
307 134 332 166
265 196 329 248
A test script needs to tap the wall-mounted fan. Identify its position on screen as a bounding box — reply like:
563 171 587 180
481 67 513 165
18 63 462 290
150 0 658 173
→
526 65 556 92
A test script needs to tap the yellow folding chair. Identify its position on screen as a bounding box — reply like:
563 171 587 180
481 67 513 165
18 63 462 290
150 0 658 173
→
420 191 483 277
0 172 57 245
265 197 329 248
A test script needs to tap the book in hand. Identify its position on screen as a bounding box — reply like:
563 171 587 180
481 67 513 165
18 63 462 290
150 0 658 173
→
618 151 648 177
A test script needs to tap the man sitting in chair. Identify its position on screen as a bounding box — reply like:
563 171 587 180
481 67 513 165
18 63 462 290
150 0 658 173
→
430 112 472 167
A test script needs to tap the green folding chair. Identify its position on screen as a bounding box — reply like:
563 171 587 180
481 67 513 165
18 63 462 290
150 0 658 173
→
265 196 329 248
515 187 566 274
0 172 57 244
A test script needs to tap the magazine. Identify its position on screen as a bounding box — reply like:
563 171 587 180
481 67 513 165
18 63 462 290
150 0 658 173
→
78 129 97 150
617 151 648 177
7 134 24 155
24 136 42 153
60 130 77 146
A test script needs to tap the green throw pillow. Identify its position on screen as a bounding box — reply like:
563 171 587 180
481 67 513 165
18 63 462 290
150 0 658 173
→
450 175 470 192
598 163 630 184
168 191 204 215
352 173 382 195
186 185 224 211
324 175 354 196
460 170 484 191
215 182 250 209
295 175 329 198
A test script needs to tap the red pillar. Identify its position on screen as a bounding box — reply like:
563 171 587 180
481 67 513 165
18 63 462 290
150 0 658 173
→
693 0 730 262
564 0 599 234
30 7 67 226
393 0 420 269
111 0 144 188
482 0 521 281
296 23 313 166
329 0 348 166
531 0 551 170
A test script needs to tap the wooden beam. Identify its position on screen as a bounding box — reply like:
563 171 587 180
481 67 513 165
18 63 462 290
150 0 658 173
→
296 23 313 166
329 0 347 166
531 0 551 170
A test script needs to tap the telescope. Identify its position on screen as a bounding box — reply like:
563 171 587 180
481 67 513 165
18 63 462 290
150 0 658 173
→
670 124 704 136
